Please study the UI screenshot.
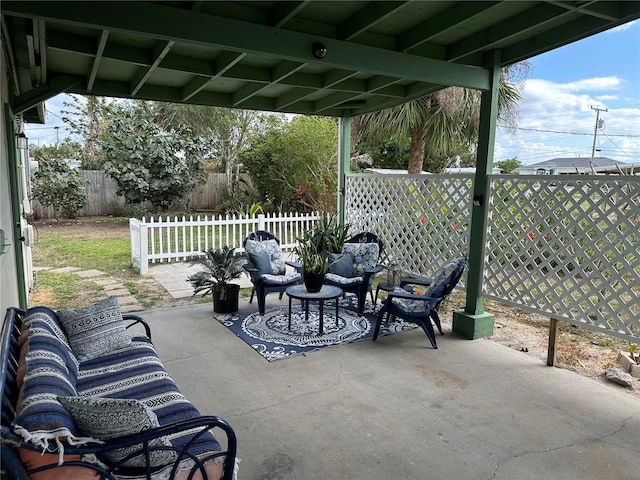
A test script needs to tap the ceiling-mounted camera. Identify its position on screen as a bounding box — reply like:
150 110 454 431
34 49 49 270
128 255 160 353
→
312 42 327 59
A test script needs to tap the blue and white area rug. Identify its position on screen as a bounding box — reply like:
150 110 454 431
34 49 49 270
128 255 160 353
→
215 297 417 361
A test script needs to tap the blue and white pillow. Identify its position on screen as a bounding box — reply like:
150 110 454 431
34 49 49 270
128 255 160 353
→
58 396 177 468
245 239 286 275
58 297 131 362
341 243 379 277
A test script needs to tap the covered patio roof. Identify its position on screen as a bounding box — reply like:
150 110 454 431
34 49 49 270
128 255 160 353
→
4 1 640 121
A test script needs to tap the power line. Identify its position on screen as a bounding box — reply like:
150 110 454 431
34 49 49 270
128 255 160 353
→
503 127 640 138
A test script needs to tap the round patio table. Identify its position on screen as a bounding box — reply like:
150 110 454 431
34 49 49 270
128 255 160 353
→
285 284 343 335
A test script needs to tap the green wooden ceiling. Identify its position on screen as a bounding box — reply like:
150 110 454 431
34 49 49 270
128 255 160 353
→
3 1 640 121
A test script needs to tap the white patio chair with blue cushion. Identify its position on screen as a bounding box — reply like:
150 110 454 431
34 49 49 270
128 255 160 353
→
373 257 467 349
324 232 384 315
244 231 302 315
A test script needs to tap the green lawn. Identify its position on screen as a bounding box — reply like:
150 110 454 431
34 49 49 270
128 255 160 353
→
33 233 131 274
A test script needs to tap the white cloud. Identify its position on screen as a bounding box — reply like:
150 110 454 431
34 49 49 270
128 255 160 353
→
496 76 640 164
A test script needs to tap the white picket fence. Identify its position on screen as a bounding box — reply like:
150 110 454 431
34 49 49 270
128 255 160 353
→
130 212 320 274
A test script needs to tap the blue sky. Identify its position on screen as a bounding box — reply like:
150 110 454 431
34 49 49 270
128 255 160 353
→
494 20 640 165
29 20 640 166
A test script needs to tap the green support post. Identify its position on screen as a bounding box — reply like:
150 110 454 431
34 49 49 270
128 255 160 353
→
452 51 501 339
337 116 351 225
4 108 28 308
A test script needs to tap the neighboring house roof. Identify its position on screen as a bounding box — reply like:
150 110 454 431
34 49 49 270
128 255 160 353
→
445 167 503 174
513 157 628 174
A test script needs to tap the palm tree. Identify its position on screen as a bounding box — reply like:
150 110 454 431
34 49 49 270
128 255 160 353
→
353 63 528 174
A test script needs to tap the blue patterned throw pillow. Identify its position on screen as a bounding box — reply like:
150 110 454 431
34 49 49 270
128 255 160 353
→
328 253 354 277
342 243 379 277
248 250 273 277
58 297 131 362
58 396 177 468
245 239 286 275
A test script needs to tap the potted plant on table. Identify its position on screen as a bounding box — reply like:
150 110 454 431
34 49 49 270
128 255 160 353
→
187 246 246 313
293 240 328 293
293 214 351 293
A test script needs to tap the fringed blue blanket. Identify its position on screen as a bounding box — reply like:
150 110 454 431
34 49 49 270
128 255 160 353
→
12 307 222 478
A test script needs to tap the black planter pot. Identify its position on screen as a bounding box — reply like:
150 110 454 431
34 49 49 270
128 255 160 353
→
303 271 325 293
213 284 241 313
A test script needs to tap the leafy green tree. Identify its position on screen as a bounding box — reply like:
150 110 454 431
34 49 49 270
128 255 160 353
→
61 95 111 169
152 104 264 196
100 102 206 211
31 147 87 219
355 137 410 170
29 138 83 165
239 115 338 212
495 157 522 173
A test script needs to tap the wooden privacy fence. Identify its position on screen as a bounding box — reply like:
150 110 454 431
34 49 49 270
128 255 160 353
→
130 212 320 274
32 170 251 219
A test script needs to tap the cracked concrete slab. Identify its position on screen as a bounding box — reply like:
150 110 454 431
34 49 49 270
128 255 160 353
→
141 300 640 480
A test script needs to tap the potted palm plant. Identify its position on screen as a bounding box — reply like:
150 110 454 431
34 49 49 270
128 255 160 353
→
187 246 246 313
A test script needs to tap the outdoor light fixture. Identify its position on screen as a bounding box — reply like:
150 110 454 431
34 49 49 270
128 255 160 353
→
312 42 327 59
16 132 27 150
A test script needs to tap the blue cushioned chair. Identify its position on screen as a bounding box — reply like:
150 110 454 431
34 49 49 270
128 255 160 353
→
373 257 467 349
244 231 302 315
324 232 384 315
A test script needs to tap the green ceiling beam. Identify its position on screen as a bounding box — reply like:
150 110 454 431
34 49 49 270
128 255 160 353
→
269 1 311 28
130 40 173 96
448 4 567 61
4 1 490 91
500 14 616 65
87 30 109 91
314 92 362 113
215 52 246 76
11 74 81 114
46 27 435 99
323 69 359 88
400 1 500 53
182 77 211 102
275 87 315 110
337 1 407 41
548 0 623 21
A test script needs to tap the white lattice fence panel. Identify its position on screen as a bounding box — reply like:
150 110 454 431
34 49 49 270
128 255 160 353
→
485 175 640 341
345 174 473 279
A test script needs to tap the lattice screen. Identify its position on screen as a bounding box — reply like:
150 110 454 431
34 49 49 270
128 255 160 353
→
345 173 640 342
345 174 473 280
485 175 640 341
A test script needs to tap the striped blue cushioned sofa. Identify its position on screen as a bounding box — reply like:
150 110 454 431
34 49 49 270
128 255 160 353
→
0 305 237 480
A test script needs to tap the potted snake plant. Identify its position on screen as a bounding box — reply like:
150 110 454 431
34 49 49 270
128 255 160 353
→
293 214 351 293
187 246 246 313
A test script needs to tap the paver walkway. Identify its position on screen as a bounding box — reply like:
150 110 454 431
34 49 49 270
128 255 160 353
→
34 266 144 313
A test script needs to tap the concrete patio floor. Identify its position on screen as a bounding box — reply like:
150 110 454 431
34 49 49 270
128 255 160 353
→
139 296 640 480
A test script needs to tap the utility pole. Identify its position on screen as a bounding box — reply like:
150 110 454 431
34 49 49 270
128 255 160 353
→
590 105 607 167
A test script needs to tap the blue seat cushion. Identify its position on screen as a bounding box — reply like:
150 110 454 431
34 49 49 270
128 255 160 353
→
325 273 363 285
261 272 301 285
